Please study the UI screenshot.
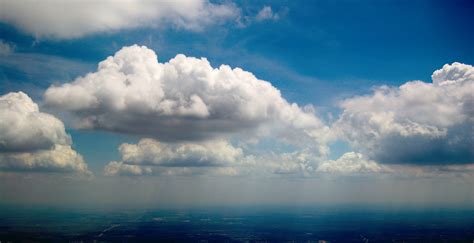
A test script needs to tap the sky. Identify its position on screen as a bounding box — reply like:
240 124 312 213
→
0 0 473 208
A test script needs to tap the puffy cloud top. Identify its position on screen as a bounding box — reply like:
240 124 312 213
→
432 62 474 86
0 92 70 152
0 0 239 39
45 45 328 147
335 62 473 165
0 92 89 173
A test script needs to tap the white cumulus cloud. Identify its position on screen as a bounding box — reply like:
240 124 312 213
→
0 92 71 152
0 92 89 174
0 0 240 39
44 45 330 151
334 62 473 165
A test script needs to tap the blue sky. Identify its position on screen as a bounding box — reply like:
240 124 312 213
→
0 0 473 207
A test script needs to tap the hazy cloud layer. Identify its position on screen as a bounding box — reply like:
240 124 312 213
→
335 62 473 165
44 45 330 152
0 0 239 39
0 92 89 173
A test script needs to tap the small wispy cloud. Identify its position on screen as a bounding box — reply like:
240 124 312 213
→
236 5 287 27
255 6 280 21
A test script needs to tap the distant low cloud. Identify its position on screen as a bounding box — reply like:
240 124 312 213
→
104 161 240 176
0 144 88 173
113 138 243 167
103 138 321 177
104 138 244 176
44 45 330 154
264 149 317 176
104 161 152 176
334 62 473 165
317 152 387 174
0 0 240 39
0 92 89 174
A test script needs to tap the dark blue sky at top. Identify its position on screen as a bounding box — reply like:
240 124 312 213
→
0 0 472 170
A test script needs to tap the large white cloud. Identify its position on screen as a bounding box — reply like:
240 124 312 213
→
0 92 89 173
0 0 239 39
44 45 330 151
335 62 473 165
